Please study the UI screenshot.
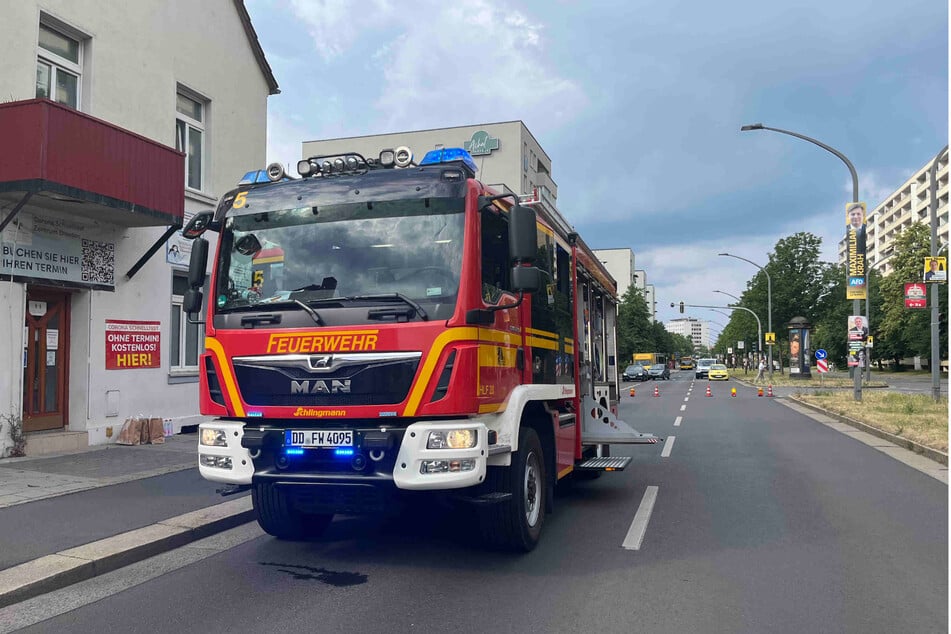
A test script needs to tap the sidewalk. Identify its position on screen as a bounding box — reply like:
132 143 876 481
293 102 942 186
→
0 433 254 608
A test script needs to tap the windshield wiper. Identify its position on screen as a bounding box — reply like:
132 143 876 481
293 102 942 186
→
251 299 324 325
305 293 428 321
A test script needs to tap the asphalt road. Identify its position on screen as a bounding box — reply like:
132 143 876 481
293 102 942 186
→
6 371 947 633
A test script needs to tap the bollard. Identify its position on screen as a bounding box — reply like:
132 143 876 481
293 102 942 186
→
705 385 712 397
653 385 660 397
767 385 774 397
758 387 763 397
731 388 737 398
629 387 636 397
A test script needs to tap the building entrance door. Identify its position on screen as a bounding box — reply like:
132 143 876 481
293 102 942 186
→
23 289 71 432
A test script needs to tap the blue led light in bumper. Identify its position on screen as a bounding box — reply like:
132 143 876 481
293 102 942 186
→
334 448 355 457
285 448 305 456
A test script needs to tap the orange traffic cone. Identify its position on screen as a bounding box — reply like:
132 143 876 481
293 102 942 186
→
629 387 636 397
758 387 763 397
653 385 660 397
767 385 774 397
731 388 737 398
705 385 712 397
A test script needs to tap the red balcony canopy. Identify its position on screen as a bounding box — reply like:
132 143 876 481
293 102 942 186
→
0 99 184 227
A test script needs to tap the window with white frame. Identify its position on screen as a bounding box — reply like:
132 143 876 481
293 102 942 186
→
175 91 206 191
36 22 82 109
170 274 205 372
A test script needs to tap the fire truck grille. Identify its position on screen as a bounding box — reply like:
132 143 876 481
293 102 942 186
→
233 356 420 406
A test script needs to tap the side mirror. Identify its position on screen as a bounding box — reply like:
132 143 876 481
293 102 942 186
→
508 204 537 263
188 238 209 289
234 233 263 257
511 264 541 293
182 211 215 239
183 288 204 315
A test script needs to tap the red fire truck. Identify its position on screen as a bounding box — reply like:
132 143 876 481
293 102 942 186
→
181 146 657 551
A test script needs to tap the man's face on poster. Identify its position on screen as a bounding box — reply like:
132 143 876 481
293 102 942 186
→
848 207 864 229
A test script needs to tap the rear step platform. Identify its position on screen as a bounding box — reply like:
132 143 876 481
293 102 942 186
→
575 456 633 471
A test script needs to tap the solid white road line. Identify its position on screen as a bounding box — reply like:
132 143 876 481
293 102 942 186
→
661 436 675 458
623 486 659 550
674 416 682 427
680 404 686 411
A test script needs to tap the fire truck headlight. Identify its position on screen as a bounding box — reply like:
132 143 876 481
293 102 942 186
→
200 428 227 447
420 459 476 474
427 429 477 450
200 454 233 470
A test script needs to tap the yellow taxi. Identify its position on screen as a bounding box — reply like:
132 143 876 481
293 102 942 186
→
708 363 729 381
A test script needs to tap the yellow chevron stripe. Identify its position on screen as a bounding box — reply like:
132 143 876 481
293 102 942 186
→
526 335 559 351
558 465 574 479
204 338 245 417
403 327 480 415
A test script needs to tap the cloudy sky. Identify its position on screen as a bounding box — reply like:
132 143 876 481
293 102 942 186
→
245 0 948 338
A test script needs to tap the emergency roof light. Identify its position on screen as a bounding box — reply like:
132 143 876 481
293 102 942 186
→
418 147 478 175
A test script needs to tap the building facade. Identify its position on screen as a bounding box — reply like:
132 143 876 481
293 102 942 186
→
665 317 710 350
838 155 949 275
0 0 277 456
594 248 637 300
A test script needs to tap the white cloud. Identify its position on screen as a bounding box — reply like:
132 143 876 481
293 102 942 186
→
286 0 587 135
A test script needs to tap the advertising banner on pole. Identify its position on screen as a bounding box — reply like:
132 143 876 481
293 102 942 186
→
845 202 867 300
904 283 927 308
923 257 947 283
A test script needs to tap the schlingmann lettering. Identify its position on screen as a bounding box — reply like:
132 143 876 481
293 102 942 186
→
293 408 346 417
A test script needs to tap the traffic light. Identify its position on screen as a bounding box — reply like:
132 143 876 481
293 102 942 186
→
679 301 685 313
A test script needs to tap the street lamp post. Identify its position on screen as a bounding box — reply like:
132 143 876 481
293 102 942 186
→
741 123 863 401
929 145 948 403
718 254 772 377
713 290 762 367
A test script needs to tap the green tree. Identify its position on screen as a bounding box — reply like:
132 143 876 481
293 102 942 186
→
616 285 653 363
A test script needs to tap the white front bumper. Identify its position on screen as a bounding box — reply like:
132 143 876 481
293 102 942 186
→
197 420 255 484
392 421 488 490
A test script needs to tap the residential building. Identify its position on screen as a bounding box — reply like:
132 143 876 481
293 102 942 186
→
665 317 710 349
838 155 949 275
594 248 637 300
0 1 277 456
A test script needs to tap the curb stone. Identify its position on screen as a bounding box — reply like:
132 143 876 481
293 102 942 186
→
0 496 253 609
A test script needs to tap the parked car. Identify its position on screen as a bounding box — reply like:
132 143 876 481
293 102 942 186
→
708 363 729 381
695 358 717 379
648 364 670 380
623 364 649 382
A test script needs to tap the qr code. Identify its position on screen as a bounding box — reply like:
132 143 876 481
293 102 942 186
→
82 239 115 285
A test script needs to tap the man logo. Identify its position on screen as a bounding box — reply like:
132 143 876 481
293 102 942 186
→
310 356 332 369
291 379 351 395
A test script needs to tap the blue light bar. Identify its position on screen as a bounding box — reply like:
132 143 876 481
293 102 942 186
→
285 448 305 456
334 448 355 457
238 169 271 185
418 147 478 174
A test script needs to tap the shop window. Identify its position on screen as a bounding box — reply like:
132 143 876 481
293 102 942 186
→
170 274 205 373
176 90 207 192
36 22 83 109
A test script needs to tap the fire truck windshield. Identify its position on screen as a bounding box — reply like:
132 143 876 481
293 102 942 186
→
215 197 465 316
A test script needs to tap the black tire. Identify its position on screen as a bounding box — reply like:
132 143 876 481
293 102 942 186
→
252 482 333 540
479 427 546 552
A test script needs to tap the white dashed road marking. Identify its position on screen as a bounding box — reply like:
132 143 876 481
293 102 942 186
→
623 486 659 550
680 404 686 411
661 435 675 458
674 416 682 426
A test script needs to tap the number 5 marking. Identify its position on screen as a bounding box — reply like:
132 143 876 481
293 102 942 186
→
233 191 248 209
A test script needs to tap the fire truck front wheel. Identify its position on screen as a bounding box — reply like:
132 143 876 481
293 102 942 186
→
479 426 546 552
252 482 333 541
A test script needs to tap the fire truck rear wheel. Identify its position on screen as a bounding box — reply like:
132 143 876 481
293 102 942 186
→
252 482 333 540
479 426 546 552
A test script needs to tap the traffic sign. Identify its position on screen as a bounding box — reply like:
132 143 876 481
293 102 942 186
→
765 332 776 345
866 336 874 348
815 349 827 360
816 359 829 373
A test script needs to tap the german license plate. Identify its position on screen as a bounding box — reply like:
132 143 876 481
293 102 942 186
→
284 429 353 448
